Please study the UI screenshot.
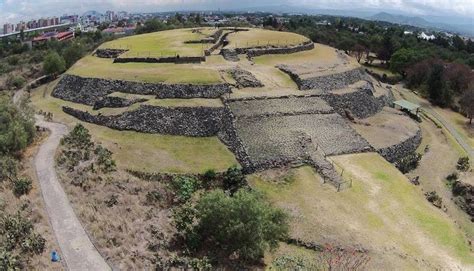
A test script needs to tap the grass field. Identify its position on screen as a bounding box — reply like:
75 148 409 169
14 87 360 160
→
30 81 238 173
68 55 223 84
250 153 473 270
100 28 216 58
253 44 352 66
226 28 309 49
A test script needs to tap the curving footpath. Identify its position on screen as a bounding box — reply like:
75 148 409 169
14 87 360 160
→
35 116 110 271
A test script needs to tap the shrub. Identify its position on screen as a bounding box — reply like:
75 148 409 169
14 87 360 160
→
94 145 116 173
0 156 18 182
203 169 216 182
425 191 442 208
171 176 199 203
174 189 289 263
6 55 20 66
456 157 470 172
12 177 32 197
145 190 162 205
223 166 246 194
62 124 93 149
0 211 46 256
105 194 119 207
0 249 22 270
0 95 35 155
43 51 66 76
395 152 422 173
6 75 26 90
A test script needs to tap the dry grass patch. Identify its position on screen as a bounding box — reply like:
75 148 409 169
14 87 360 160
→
226 28 309 49
253 43 354 67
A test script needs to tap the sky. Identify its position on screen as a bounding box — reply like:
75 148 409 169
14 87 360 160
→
0 0 473 25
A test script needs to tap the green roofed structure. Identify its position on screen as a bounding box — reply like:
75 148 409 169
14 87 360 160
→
393 99 421 116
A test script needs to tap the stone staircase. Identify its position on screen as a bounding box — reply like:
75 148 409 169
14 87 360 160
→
298 135 348 190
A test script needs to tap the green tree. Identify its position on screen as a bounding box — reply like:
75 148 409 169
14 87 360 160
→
0 96 35 155
43 51 65 76
427 63 451 107
390 48 421 77
175 189 288 263
460 86 474 124
62 43 84 68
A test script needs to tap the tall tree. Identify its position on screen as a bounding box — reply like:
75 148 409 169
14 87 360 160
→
352 44 366 63
460 86 474 124
428 63 451 107
43 51 66 76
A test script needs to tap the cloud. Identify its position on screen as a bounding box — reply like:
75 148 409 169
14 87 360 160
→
0 0 472 26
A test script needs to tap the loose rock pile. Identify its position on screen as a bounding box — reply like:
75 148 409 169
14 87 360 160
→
227 68 264 89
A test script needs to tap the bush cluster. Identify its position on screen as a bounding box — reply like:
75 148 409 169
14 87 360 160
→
395 152 422 173
0 211 46 270
456 157 470 172
173 189 288 263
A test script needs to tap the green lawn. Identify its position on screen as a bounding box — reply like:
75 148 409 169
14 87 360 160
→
67 55 222 84
100 28 215 58
250 153 473 269
30 81 238 173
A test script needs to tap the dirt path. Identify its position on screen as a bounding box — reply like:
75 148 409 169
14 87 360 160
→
35 116 111 271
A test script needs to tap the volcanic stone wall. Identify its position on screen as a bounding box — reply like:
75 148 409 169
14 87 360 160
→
321 82 393 119
93 96 147 110
245 41 314 58
53 75 231 106
63 105 225 137
377 129 422 163
113 56 205 64
94 49 128 58
279 67 368 91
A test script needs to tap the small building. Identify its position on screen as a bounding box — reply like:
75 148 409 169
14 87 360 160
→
32 31 74 46
393 99 421 117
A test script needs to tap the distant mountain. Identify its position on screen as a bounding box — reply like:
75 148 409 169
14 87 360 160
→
369 12 474 37
370 12 431 27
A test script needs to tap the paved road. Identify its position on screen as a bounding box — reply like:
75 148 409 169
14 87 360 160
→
35 117 111 271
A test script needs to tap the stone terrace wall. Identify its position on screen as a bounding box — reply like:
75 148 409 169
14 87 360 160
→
94 49 128 58
321 81 394 119
217 106 254 172
113 56 205 64
377 129 422 163
279 66 368 91
63 105 225 137
93 96 147 110
245 41 314 58
53 74 231 106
